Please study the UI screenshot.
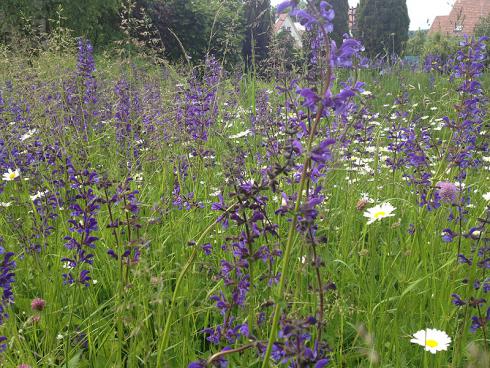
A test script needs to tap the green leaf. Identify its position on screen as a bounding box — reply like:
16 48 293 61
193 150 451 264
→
67 350 83 368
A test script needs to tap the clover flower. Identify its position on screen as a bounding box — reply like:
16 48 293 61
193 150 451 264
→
363 203 396 224
356 198 369 211
30 298 46 311
410 328 451 354
436 181 458 204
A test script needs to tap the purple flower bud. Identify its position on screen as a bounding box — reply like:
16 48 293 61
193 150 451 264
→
107 249 118 260
310 139 335 164
276 1 298 13
451 293 466 306
298 88 320 108
202 243 212 256
188 361 207 368
470 308 490 333
441 228 457 243
315 358 330 368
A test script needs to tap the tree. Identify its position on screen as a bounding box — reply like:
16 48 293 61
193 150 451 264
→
474 14 490 66
356 0 409 57
272 28 303 70
242 0 272 68
404 30 460 69
0 0 245 66
207 0 246 67
475 14 490 38
0 0 121 46
144 0 208 62
404 30 427 56
146 0 245 66
328 0 349 45
305 0 348 45
60 0 121 45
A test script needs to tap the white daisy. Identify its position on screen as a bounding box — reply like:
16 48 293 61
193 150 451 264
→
363 202 396 225
62 261 74 270
2 168 20 181
20 129 37 141
0 202 12 207
228 129 252 139
30 190 48 201
134 173 144 182
410 328 451 354
483 192 490 201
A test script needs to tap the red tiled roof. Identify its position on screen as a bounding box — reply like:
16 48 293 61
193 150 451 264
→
431 16 449 32
429 0 490 36
274 13 288 34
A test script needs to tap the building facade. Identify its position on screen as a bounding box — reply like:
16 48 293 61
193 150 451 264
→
429 0 490 36
273 13 304 48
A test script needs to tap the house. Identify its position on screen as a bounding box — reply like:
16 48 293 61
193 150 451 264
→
429 0 490 36
273 13 304 48
349 6 358 35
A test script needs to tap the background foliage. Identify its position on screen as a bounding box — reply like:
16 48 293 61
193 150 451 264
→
327 0 350 46
356 0 409 56
243 0 273 68
0 0 121 46
405 30 460 63
0 0 246 66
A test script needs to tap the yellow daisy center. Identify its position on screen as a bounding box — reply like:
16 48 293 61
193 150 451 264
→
374 211 386 219
8 172 16 180
425 339 438 348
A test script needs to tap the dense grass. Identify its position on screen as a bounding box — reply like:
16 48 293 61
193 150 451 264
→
0 47 488 368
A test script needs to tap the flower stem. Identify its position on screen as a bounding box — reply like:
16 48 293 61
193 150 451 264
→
261 5 332 364
261 107 323 367
156 202 237 367
207 342 259 365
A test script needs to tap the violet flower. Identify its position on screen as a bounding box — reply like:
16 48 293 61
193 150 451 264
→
61 158 100 287
0 250 15 353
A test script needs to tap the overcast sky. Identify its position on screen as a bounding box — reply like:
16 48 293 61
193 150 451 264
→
271 0 456 30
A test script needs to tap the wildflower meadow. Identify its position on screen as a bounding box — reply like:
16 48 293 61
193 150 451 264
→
0 1 489 367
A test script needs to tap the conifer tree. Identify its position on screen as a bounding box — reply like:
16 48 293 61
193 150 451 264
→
356 0 409 56
328 0 349 45
243 0 272 67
